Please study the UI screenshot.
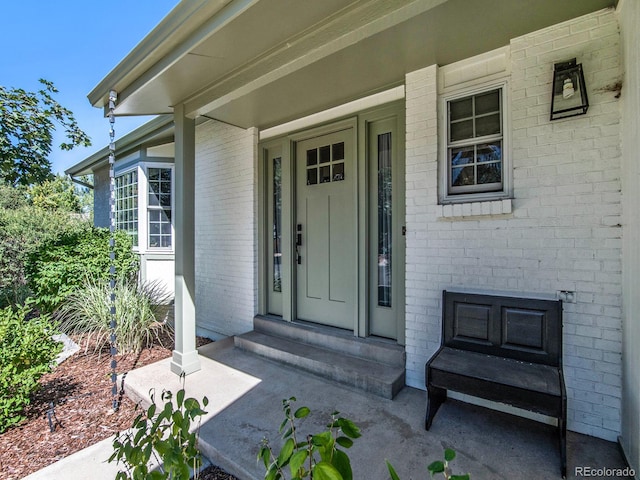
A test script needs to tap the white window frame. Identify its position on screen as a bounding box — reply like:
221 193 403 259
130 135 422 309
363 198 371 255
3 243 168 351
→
439 79 511 204
142 163 175 253
114 166 140 250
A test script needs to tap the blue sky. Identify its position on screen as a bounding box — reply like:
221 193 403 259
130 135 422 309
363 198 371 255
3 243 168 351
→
1 0 178 176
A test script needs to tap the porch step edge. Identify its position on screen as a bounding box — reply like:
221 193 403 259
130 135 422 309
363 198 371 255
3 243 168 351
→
234 331 405 399
253 315 405 367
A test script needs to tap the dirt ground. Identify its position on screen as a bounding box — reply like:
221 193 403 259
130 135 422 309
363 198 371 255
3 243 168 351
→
0 334 238 480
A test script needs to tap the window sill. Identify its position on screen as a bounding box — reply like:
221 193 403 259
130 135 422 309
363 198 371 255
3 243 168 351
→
436 199 512 219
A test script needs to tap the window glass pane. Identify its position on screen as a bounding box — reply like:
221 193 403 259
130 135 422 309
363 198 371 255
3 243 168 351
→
307 169 317 185
452 166 475 186
475 90 500 115
332 142 344 161
450 97 472 121
377 132 392 307
319 165 331 183
114 170 138 247
332 162 344 182
148 168 172 249
319 145 331 164
478 163 502 185
450 119 473 142
475 113 501 137
307 149 317 166
477 141 502 163
272 157 282 293
450 146 474 166
447 88 504 195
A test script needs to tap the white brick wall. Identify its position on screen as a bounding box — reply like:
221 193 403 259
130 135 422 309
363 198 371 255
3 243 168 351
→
194 120 258 338
405 9 622 441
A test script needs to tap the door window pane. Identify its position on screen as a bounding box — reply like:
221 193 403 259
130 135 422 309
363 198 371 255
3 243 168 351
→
377 132 392 307
306 142 346 186
273 157 282 292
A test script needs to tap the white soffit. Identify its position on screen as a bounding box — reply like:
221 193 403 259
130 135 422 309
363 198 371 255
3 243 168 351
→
259 86 406 140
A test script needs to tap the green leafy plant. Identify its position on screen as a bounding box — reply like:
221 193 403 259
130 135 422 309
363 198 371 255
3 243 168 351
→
0 302 62 432
386 448 469 480
26 227 139 312
258 397 361 480
109 383 208 480
56 278 172 354
0 187 85 308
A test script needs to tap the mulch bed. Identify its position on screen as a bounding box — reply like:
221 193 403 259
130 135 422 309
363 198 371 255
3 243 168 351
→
0 333 239 480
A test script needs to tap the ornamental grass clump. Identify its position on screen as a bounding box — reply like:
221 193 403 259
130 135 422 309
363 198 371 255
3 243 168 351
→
56 278 173 354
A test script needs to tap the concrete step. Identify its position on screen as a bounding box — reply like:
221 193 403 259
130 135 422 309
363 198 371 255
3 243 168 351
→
253 315 405 367
234 319 405 399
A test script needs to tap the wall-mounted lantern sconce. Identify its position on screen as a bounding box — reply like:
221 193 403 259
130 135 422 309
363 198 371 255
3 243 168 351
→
550 58 589 120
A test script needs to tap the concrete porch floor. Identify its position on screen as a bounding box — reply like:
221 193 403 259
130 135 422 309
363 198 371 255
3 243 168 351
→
26 337 631 480
129 338 630 480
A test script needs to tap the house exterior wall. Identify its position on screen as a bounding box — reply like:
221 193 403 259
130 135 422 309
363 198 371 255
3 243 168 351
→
404 9 622 441
194 119 258 338
93 163 111 228
618 0 640 472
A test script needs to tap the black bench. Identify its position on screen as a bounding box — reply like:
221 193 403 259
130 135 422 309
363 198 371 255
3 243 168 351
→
425 291 567 478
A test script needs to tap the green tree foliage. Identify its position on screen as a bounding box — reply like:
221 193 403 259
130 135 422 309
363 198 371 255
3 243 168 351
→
26 228 139 313
0 302 62 432
0 79 91 186
30 174 82 213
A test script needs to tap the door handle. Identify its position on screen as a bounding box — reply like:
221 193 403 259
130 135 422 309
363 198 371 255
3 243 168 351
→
296 224 302 264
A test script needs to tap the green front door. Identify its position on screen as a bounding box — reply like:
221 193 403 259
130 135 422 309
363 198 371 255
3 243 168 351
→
296 129 356 330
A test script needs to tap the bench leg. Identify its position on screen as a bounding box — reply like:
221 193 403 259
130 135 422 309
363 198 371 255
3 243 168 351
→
425 385 447 430
559 409 567 478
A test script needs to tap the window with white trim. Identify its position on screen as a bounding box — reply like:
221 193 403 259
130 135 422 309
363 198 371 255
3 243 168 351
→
444 86 507 200
115 170 138 246
147 167 172 249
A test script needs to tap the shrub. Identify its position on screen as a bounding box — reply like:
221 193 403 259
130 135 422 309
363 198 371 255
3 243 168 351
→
26 227 139 313
109 384 208 480
0 302 62 432
258 397 361 480
56 278 172 354
0 200 84 308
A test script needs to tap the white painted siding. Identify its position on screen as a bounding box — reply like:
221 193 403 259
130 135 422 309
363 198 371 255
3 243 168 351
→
404 9 622 441
618 0 640 472
194 120 258 338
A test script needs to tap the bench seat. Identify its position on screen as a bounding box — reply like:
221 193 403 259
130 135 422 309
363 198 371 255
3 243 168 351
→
428 347 563 416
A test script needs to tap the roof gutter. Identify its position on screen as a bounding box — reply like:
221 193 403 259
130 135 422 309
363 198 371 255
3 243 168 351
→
65 115 175 176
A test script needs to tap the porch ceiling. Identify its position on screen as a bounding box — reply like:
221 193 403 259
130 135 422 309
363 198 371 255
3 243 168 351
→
94 0 615 129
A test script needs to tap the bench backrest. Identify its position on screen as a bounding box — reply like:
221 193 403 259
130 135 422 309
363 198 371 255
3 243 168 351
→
442 291 563 367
